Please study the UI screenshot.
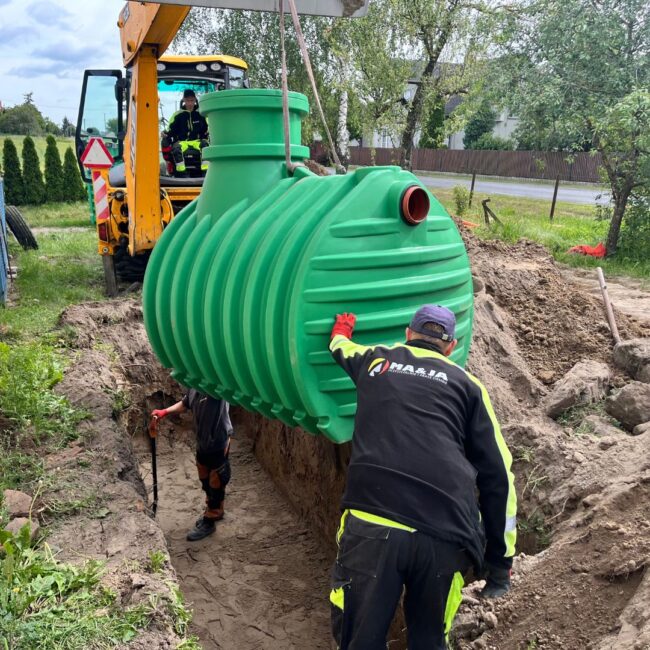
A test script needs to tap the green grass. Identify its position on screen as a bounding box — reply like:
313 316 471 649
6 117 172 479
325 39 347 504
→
517 510 552 553
0 525 156 649
21 202 91 228
433 188 650 280
2 135 74 167
147 551 167 574
1 229 103 338
0 340 91 493
0 228 201 649
0 229 101 493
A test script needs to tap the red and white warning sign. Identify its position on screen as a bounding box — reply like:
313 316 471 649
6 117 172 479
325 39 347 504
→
80 137 114 169
81 138 114 223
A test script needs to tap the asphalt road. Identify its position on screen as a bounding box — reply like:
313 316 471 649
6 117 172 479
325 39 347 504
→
417 174 609 205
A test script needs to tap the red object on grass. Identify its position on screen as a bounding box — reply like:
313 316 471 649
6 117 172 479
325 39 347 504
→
567 242 607 258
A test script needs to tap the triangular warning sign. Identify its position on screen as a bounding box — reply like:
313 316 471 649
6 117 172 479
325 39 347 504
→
80 137 114 169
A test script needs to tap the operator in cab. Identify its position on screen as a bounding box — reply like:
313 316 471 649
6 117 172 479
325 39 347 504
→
162 88 209 177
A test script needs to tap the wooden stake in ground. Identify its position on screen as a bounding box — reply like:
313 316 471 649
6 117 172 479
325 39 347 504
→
469 172 476 207
597 266 621 346
549 175 560 221
481 198 502 226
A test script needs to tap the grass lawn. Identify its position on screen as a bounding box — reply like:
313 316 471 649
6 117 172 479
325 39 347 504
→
1 134 75 165
432 188 650 280
21 201 90 228
0 226 160 650
1 227 103 339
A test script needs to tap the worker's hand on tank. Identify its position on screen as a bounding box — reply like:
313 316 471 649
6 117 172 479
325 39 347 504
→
151 408 169 420
331 312 357 339
480 565 511 599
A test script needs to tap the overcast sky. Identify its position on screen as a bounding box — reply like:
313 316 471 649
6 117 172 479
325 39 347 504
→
0 0 124 124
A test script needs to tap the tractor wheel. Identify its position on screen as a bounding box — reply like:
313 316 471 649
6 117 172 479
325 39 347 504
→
113 244 150 283
6 206 38 250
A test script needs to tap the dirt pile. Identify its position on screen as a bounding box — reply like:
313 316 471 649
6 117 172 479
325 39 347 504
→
48 301 186 648
449 235 650 649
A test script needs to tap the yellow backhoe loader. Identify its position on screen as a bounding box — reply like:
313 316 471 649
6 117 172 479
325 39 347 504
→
75 3 248 294
76 1 369 295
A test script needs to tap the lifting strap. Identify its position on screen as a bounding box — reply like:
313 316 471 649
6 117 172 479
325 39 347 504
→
279 0 346 175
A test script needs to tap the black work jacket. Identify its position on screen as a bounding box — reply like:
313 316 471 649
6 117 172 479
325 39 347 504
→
330 334 517 572
168 108 208 142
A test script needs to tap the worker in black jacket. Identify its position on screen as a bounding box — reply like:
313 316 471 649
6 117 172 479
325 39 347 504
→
152 389 233 541
328 305 517 650
163 89 209 176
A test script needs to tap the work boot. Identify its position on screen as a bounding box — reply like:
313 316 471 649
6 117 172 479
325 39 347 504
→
186 516 216 541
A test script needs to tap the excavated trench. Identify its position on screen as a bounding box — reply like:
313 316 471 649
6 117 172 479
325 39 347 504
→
131 395 333 649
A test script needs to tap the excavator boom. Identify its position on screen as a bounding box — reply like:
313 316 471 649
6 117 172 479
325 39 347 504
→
118 2 190 67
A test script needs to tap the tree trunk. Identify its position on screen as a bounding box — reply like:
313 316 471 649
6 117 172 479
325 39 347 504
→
336 89 350 168
400 58 437 171
605 190 631 257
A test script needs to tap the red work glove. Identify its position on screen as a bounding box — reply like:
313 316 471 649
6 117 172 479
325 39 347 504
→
151 409 169 420
331 313 357 339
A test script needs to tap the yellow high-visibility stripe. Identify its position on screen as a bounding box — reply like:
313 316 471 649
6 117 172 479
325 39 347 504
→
329 335 405 356
444 572 465 636
349 509 416 532
336 509 350 544
465 374 517 557
330 586 345 610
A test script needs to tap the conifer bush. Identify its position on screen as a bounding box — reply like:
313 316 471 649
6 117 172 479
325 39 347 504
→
21 136 46 205
2 138 25 205
62 147 87 202
44 135 65 202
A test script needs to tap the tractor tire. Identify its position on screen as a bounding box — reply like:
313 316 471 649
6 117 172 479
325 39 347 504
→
6 206 38 250
113 244 150 283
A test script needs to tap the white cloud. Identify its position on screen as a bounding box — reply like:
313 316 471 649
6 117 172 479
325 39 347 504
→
0 0 123 123
26 0 73 28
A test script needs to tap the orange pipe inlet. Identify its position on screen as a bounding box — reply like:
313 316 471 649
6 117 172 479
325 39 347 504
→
401 185 429 225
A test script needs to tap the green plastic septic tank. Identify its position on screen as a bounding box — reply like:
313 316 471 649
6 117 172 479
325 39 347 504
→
143 88 474 444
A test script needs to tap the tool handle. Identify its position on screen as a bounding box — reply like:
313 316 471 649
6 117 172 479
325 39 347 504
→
148 416 159 439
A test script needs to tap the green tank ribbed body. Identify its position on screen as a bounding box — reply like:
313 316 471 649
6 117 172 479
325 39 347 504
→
143 89 474 443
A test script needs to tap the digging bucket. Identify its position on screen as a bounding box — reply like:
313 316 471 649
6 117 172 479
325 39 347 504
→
143 89 474 443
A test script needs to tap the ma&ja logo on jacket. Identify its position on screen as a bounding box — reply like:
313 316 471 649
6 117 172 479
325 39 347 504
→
368 358 390 376
367 356 449 384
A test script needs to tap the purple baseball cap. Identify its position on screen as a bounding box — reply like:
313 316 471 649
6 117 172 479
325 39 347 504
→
409 304 456 341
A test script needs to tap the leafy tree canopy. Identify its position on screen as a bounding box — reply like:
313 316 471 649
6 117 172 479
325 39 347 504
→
493 0 650 254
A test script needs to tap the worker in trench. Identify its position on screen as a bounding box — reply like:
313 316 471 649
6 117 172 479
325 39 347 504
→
151 390 233 541
328 305 517 650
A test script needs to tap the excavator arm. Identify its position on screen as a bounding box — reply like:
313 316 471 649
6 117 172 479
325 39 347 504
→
119 2 191 256
118 2 190 67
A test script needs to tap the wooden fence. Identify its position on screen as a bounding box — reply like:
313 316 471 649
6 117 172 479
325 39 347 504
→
343 147 603 183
